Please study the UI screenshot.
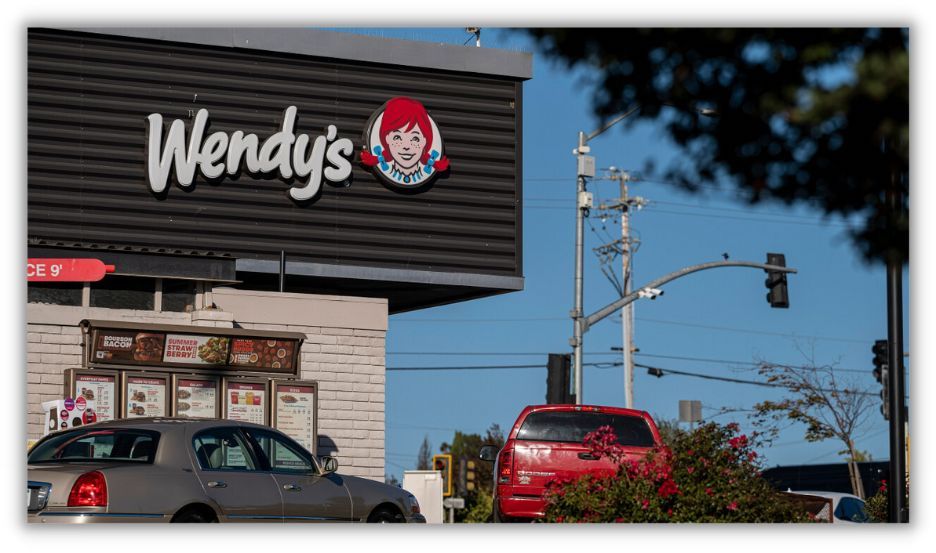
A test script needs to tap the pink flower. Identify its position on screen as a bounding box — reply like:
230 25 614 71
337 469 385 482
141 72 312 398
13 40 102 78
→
705 487 714 496
727 501 738 511
641 499 650 510
686 466 695 474
658 479 680 499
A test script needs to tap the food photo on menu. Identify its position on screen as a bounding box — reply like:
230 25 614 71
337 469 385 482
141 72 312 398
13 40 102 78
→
176 379 218 418
227 382 266 424
126 376 166 418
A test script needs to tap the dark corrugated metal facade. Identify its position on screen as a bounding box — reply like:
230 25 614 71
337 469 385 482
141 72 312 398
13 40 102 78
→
28 29 524 296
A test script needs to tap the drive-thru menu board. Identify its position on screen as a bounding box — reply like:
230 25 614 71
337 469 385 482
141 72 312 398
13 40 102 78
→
67 369 118 422
229 338 297 372
175 376 219 418
86 325 302 374
123 374 168 418
272 380 318 455
224 380 268 425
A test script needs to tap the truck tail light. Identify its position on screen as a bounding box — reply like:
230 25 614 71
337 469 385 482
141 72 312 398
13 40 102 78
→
67 471 107 507
498 448 514 484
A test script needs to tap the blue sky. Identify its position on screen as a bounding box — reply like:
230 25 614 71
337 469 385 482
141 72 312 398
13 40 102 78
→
331 28 912 483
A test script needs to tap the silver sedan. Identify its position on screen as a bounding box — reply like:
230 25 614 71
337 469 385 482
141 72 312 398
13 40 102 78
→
27 417 424 523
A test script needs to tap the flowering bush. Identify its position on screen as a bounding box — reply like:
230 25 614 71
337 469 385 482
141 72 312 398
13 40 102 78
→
543 422 812 523
865 480 888 522
865 478 909 522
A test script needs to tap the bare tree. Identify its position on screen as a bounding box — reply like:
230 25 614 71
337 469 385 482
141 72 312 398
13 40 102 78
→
749 350 876 498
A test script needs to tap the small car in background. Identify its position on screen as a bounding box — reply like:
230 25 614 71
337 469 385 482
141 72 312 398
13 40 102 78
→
27 418 424 523
480 404 663 522
788 490 870 523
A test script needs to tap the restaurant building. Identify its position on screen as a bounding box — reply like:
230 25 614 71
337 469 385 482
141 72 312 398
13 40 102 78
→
27 28 530 481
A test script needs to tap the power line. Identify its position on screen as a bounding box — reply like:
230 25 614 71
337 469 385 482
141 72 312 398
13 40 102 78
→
636 316 870 345
527 195 841 225
390 314 873 345
386 350 871 375
641 206 855 229
636 362 877 397
387 361 619 372
633 352 869 374
387 351 618 356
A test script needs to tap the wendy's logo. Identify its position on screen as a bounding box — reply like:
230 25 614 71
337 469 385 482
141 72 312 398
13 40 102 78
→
361 97 450 189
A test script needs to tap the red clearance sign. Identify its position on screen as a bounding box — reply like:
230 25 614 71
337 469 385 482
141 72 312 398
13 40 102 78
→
27 258 115 282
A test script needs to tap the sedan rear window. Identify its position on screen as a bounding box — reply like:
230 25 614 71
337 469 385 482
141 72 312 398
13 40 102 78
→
28 429 160 464
516 411 656 447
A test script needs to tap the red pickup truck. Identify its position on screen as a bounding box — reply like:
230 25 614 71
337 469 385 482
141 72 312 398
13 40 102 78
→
480 404 663 522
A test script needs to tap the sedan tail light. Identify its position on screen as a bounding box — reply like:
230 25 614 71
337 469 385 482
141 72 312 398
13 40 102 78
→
497 448 514 484
67 471 107 507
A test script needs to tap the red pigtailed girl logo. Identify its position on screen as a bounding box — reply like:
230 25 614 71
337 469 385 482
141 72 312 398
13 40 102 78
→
362 97 450 189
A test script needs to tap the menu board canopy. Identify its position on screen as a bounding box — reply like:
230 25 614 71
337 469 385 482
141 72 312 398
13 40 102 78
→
81 320 303 375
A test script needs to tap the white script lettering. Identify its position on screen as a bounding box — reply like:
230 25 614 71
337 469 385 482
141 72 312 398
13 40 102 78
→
144 107 354 200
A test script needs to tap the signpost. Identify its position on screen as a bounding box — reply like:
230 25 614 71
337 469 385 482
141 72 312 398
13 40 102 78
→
27 258 115 282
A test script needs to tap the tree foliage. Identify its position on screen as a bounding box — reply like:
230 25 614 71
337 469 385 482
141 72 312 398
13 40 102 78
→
417 435 432 471
523 28 908 264
748 354 875 496
439 423 505 522
543 422 812 523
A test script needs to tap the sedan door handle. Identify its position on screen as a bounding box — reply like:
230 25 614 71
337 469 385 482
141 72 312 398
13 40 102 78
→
578 453 598 461
283 484 302 492
207 481 227 488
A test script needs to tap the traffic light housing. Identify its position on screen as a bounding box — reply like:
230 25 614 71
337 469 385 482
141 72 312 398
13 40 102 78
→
547 353 574 404
872 339 890 420
465 459 477 492
765 253 790 308
433 454 453 497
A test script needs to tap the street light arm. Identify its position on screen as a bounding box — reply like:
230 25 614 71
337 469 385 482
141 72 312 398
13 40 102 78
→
582 259 797 331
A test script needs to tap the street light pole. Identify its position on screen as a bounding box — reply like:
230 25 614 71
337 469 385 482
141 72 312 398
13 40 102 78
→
571 104 712 405
572 131 591 405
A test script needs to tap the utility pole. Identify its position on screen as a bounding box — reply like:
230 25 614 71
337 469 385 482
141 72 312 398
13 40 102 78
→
599 168 645 408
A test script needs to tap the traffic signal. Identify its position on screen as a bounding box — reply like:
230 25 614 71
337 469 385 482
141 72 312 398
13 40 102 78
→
433 454 453 497
465 459 477 492
872 339 890 420
765 253 790 308
547 353 573 404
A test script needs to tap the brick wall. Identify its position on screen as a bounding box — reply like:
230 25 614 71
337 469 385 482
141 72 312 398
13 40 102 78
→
26 307 191 440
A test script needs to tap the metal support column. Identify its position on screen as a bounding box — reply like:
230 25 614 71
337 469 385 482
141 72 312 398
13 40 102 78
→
886 177 908 522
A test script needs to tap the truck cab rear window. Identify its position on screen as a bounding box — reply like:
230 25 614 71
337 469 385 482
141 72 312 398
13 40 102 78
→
516 411 655 447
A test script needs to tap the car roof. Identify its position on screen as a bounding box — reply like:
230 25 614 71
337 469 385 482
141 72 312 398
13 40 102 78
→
790 490 863 502
41 417 273 432
521 404 651 417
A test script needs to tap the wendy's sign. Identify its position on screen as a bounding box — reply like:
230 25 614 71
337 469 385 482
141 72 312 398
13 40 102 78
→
361 97 450 189
144 106 355 202
143 98 449 200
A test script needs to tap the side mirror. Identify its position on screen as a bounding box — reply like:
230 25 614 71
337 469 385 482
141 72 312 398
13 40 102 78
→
320 456 338 474
479 445 499 462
